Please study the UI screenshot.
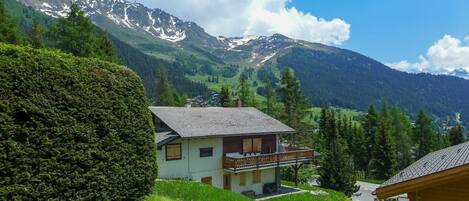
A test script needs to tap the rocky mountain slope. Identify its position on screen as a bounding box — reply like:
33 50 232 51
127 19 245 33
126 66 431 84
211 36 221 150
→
16 0 469 125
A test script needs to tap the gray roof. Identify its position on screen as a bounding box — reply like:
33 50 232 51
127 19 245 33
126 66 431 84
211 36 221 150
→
382 141 469 187
156 131 179 148
149 107 295 138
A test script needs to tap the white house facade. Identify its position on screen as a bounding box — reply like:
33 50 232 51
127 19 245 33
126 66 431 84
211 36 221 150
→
150 107 315 196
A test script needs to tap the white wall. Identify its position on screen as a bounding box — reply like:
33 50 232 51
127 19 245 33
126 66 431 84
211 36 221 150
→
158 136 277 195
229 168 276 195
158 137 224 189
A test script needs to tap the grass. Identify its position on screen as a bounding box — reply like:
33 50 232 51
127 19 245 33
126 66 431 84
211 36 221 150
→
145 180 349 201
144 180 251 201
266 181 349 201
358 179 384 184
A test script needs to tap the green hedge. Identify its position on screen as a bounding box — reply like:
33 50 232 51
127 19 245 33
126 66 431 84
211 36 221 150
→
0 44 157 200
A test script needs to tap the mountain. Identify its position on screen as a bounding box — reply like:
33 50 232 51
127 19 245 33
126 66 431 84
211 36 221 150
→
15 0 469 126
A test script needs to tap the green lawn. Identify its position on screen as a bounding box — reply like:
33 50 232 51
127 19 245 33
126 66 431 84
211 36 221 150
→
144 180 251 201
145 180 348 201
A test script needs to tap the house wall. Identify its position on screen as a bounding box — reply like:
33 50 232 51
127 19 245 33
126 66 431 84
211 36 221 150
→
408 175 469 201
157 137 224 189
228 168 276 195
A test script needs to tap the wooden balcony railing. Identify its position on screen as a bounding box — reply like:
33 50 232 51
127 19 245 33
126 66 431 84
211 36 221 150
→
223 149 314 171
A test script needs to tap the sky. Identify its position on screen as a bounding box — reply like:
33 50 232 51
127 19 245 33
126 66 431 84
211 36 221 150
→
137 0 469 76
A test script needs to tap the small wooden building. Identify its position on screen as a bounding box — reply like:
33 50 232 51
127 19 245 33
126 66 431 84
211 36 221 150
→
376 141 469 201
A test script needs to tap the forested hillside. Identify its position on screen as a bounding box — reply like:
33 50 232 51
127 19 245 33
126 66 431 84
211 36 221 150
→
277 47 469 122
14 0 469 127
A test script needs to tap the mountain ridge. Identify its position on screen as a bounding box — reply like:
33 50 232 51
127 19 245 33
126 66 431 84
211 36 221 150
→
15 0 469 126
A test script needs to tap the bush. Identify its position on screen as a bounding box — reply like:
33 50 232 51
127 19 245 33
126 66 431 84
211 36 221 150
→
0 44 157 200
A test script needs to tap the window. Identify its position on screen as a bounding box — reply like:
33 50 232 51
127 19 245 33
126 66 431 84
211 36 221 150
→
243 138 252 153
239 172 246 186
243 137 262 153
166 143 181 161
201 176 212 185
253 138 262 153
252 170 261 184
200 147 213 157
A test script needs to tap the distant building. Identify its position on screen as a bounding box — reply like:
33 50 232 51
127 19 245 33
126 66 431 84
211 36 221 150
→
149 106 316 196
376 141 469 201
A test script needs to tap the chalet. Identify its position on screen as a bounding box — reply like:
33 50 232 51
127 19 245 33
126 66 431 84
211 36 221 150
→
376 141 469 201
149 106 316 196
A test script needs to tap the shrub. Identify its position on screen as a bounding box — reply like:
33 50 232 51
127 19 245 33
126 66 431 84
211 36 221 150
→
0 44 157 200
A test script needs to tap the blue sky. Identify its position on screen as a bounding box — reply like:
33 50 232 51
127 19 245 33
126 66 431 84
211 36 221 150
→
288 0 469 62
139 0 469 76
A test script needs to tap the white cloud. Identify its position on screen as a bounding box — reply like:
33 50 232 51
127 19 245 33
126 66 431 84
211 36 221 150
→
137 0 350 45
386 35 469 77
464 35 469 41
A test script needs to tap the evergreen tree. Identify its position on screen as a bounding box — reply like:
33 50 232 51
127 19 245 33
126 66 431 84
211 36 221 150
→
219 85 232 107
390 106 413 169
263 78 277 116
318 108 358 197
369 104 398 179
155 65 182 106
413 109 437 160
361 105 379 169
0 0 23 45
448 124 466 146
48 3 95 57
28 18 44 48
237 74 251 106
96 30 119 63
279 68 309 129
351 124 368 171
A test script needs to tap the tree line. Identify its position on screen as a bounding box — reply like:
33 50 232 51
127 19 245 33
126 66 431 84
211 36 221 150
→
0 1 118 63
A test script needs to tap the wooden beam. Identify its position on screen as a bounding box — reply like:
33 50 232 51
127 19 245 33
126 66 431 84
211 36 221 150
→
376 164 469 199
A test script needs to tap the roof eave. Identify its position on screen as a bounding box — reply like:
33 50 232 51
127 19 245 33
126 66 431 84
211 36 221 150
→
180 130 296 139
376 163 469 199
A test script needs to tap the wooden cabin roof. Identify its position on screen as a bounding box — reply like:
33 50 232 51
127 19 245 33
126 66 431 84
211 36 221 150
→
376 141 469 199
149 107 295 138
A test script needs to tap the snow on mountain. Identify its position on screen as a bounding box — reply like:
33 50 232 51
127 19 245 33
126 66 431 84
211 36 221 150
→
20 0 187 42
19 0 316 65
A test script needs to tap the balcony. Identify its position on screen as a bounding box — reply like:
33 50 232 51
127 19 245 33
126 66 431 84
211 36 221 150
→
223 148 315 172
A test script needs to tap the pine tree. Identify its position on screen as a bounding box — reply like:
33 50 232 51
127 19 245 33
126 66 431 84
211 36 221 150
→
156 65 178 106
237 74 251 106
390 106 413 169
351 124 368 171
48 3 95 57
448 124 466 146
279 68 309 129
361 105 379 170
318 108 358 197
96 30 119 63
369 104 398 180
28 18 44 48
219 85 232 107
413 109 437 160
263 78 277 116
0 0 23 45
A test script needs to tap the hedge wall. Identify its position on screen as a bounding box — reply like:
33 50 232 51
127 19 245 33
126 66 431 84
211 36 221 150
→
0 44 157 200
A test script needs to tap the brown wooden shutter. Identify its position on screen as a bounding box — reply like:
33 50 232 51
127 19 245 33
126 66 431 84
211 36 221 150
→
243 138 252 153
253 138 262 153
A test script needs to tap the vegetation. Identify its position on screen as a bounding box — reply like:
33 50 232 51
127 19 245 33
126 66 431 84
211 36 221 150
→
145 180 251 201
0 0 23 45
155 65 187 106
448 124 466 145
47 3 118 63
318 108 359 197
144 180 347 201
0 44 157 200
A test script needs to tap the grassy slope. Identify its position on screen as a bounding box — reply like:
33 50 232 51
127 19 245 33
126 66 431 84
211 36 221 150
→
145 180 348 201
